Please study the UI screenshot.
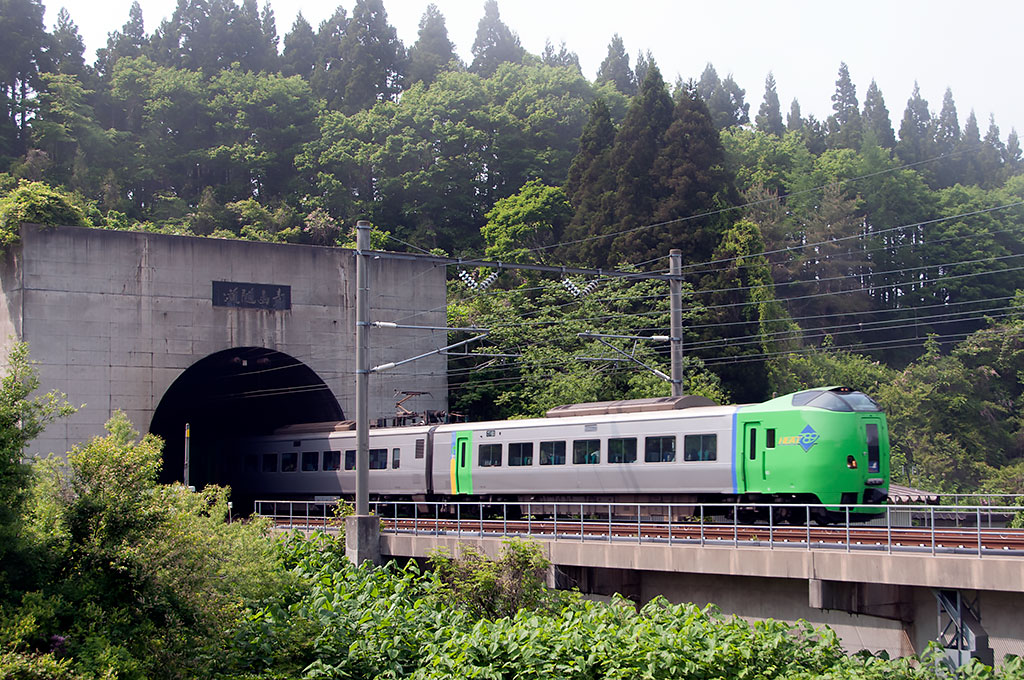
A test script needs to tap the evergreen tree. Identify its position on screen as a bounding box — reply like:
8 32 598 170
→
696 64 748 129
643 80 737 265
932 87 961 187
310 7 348 108
0 0 48 159
566 98 615 208
786 98 802 132
469 0 524 77
282 13 316 79
755 72 784 136
48 8 87 79
95 1 147 79
151 0 278 73
828 62 861 149
1005 128 1022 175
333 0 406 113
895 82 934 169
595 34 635 96
540 40 579 72
976 114 1005 187
408 3 458 86
959 109 983 185
634 50 654 89
861 79 895 148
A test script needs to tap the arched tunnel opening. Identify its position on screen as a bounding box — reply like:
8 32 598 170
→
150 347 343 510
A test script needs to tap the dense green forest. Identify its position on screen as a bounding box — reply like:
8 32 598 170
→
2 0 1024 492
0 351 1020 677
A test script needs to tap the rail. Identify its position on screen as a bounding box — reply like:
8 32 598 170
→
254 500 1024 559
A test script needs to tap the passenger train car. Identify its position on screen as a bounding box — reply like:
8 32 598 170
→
235 386 890 522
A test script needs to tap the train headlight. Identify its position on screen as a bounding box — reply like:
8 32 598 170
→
846 455 857 469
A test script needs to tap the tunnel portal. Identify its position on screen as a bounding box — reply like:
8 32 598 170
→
150 347 343 495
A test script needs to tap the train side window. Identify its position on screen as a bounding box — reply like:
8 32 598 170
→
301 451 318 472
479 444 502 467
539 441 566 465
766 429 776 448
261 453 277 473
608 437 636 463
323 450 341 471
644 436 675 462
573 439 600 465
281 451 298 472
369 448 388 469
345 450 355 470
749 429 757 460
684 434 717 461
866 424 880 473
415 439 425 459
509 442 533 466
244 454 258 473
392 448 401 469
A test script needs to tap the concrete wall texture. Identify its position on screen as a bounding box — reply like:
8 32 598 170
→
0 224 448 458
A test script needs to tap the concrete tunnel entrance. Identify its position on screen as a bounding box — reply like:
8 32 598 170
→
149 347 343 505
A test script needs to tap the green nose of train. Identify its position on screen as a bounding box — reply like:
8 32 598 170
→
735 386 889 515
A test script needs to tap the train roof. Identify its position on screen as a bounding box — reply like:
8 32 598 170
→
545 394 718 418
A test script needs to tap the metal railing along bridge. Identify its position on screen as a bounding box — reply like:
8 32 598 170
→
255 500 1024 559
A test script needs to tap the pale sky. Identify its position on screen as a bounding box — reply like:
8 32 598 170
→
45 0 1024 140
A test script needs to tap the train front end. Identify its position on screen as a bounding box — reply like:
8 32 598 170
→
735 386 890 520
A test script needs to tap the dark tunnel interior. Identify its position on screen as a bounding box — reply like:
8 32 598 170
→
150 347 343 505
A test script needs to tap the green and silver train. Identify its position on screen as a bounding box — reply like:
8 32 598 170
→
238 386 890 522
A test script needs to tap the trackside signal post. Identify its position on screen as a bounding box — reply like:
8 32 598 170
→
347 220 381 565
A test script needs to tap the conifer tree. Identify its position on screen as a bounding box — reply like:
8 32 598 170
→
48 8 88 79
634 50 654 90
861 79 895 148
332 0 406 114
408 3 458 86
282 13 316 79
696 64 748 129
786 98 802 132
595 34 636 96
932 87 962 187
959 109 983 185
828 62 861 149
755 72 784 136
566 99 615 208
95 1 147 79
1005 129 1022 175
895 83 934 168
310 7 348 108
540 40 579 71
0 0 48 157
469 0 524 77
976 114 1005 187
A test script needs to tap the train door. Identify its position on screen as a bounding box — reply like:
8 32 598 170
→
861 416 887 476
742 421 766 492
451 431 474 495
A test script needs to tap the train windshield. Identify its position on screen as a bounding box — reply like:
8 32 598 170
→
792 389 881 412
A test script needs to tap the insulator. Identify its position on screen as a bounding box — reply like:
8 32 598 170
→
562 279 581 296
479 272 499 290
581 280 599 296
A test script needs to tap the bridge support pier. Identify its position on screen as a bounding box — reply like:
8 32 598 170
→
345 515 380 565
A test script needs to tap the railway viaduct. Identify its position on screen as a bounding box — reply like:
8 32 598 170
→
379 530 1024 667
0 224 448 490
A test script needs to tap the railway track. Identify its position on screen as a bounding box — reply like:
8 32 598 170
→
267 515 1024 556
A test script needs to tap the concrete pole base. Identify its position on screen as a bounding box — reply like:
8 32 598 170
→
345 515 381 565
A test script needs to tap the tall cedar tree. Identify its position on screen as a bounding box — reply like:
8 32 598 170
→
895 83 934 169
408 3 457 86
95 0 147 79
786 99 802 131
933 87 962 187
0 0 48 158
696 64 749 129
959 110 983 185
469 0 524 77
755 72 784 136
48 8 88 80
282 13 316 79
151 0 278 73
634 51 654 91
645 81 737 266
563 99 617 264
828 62 861 149
861 79 895 148
310 7 348 108
1005 129 1022 173
599 65 674 266
332 0 406 114
976 115 1006 188
596 36 636 96
541 40 580 71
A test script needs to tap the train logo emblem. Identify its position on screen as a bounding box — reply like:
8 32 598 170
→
779 424 819 452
